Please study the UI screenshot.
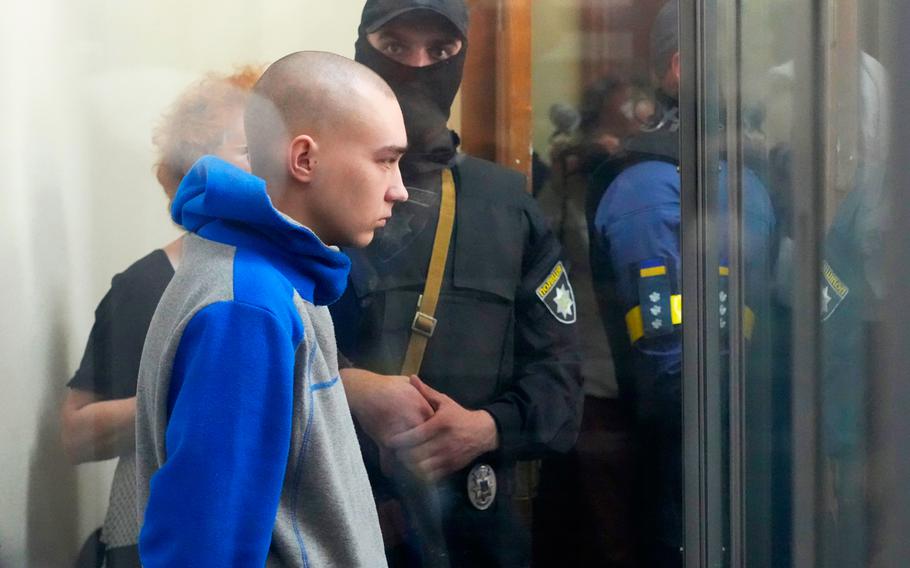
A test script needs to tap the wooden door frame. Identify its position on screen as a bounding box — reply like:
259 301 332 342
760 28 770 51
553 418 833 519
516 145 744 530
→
460 0 532 187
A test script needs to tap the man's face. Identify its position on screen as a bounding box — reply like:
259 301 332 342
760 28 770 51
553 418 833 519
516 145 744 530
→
367 10 463 68
309 93 409 248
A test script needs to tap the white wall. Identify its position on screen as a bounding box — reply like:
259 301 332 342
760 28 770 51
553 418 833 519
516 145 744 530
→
532 0 582 159
0 2 362 565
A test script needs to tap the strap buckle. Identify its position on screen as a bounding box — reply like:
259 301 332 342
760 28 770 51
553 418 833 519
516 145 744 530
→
411 311 438 337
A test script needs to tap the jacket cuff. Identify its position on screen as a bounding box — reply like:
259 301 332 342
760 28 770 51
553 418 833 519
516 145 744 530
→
482 401 522 460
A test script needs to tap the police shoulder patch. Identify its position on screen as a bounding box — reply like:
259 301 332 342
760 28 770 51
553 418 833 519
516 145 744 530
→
536 261 576 324
821 260 849 321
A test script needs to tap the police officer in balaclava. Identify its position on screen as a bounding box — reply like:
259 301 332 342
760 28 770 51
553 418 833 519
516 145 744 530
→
334 1 583 567
356 0 467 181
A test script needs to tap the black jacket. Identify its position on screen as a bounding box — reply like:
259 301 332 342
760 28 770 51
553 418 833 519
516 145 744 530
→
334 155 583 463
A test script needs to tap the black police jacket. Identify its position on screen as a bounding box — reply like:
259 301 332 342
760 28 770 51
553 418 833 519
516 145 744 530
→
332 154 583 464
821 175 886 457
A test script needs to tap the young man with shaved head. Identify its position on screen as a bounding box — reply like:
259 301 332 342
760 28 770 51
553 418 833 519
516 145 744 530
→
134 51 406 567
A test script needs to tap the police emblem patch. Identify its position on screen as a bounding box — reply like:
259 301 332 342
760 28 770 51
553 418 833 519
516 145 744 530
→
467 463 497 510
821 260 849 321
536 261 576 324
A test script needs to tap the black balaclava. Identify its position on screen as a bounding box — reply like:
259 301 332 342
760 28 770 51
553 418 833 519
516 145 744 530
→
356 0 469 176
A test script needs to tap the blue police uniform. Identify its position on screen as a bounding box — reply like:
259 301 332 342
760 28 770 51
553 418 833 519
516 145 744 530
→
587 116 775 564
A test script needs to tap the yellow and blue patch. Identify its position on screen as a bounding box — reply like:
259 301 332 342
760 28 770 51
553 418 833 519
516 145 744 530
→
719 265 730 334
718 265 756 340
631 258 676 341
625 262 757 343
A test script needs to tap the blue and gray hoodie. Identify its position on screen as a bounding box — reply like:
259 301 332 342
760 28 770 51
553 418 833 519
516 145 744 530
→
135 156 386 567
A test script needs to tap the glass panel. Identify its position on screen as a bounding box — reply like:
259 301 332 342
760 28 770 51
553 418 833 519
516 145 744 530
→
716 0 825 564
531 1 684 566
871 6 910 566
724 0 903 566
2 4 366 565
694 0 784 563
7 0 909 565
5 2 564 566
735 1 801 566
817 1 887 565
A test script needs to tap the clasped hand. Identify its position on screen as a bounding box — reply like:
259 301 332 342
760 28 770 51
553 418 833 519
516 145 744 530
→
386 376 499 482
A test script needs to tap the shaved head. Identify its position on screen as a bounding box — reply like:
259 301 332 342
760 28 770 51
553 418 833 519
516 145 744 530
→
240 50 408 247
244 51 398 178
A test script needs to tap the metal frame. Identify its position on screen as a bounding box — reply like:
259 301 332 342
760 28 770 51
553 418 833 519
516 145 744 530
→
790 1 826 566
871 2 910 564
689 0 783 563
684 2 910 566
680 0 724 564
719 0 745 564
679 0 705 563
679 0 702 564
698 0 726 550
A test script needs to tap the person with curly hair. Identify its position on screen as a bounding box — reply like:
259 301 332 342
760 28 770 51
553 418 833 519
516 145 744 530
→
61 65 261 568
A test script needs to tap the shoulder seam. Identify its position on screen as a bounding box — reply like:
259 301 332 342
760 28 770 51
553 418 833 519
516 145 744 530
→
599 201 681 228
188 300 289 334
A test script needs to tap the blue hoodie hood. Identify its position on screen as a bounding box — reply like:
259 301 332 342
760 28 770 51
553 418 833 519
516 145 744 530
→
171 156 351 305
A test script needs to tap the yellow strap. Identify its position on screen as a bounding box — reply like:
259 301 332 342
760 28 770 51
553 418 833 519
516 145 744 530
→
401 169 456 376
743 307 755 340
672 294 683 327
624 296 756 343
625 294 683 343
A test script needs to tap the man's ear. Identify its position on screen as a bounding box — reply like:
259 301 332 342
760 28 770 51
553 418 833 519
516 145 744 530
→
288 134 318 183
670 51 681 87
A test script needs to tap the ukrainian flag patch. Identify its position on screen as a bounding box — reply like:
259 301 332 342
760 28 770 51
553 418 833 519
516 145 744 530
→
536 261 576 324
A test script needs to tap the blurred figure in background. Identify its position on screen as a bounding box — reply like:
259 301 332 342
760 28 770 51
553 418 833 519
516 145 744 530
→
764 49 890 568
587 1 775 564
60 65 261 568
532 75 641 567
574 76 641 171
542 75 642 250
547 76 650 189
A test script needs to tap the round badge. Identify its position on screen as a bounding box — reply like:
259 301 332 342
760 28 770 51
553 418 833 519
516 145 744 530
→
467 463 497 511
